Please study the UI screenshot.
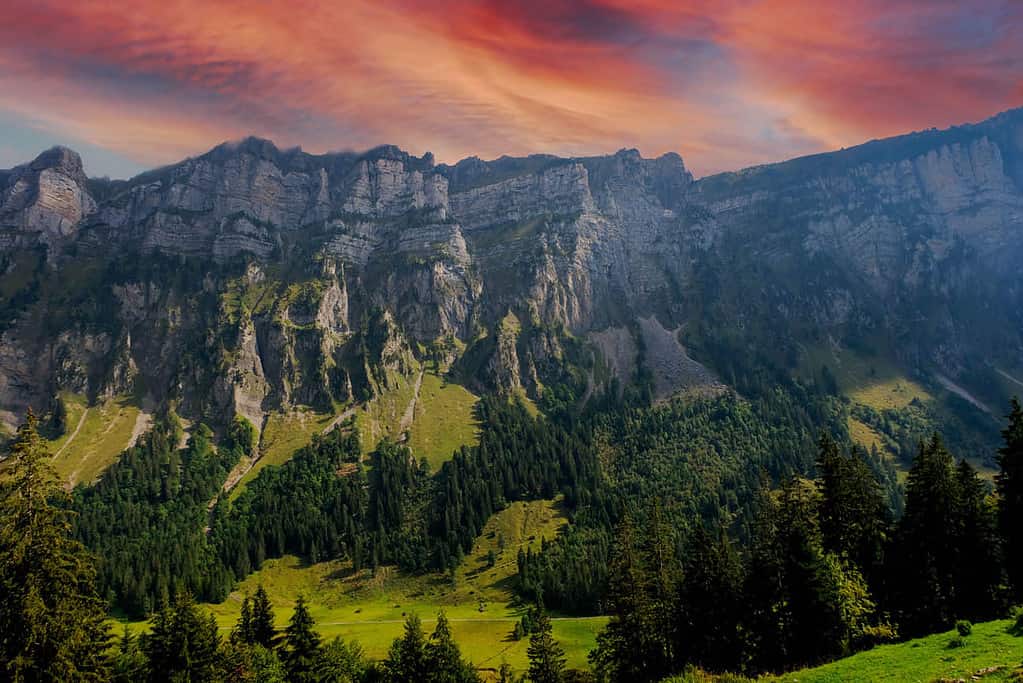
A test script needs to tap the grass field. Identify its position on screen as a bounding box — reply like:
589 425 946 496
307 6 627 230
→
48 393 142 486
763 618 1023 682
407 372 480 469
800 344 931 411
119 499 602 676
227 407 335 499
355 368 421 455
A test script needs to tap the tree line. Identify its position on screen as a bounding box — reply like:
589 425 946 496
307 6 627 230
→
589 399 1023 680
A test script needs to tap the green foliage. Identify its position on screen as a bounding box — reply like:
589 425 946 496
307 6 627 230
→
72 418 240 616
528 607 567 683
0 411 111 681
142 592 221 682
956 619 973 637
316 637 367 682
998 398 1023 600
890 435 1005 636
281 596 321 683
384 613 429 682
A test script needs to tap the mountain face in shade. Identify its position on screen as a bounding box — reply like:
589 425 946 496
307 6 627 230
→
0 109 1020 433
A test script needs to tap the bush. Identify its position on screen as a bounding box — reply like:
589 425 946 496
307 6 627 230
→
1011 606 1023 636
947 636 966 649
956 620 972 637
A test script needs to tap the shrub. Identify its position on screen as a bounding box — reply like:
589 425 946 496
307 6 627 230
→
1011 606 1023 636
956 620 972 637
947 636 967 649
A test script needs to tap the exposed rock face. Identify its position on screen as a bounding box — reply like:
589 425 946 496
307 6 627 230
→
0 147 96 242
0 109 1021 427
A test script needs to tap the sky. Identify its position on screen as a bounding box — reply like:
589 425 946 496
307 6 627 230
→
0 0 1021 179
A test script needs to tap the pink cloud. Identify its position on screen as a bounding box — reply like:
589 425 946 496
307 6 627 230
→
0 0 1018 177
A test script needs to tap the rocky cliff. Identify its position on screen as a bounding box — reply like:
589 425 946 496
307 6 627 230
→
0 108 1020 431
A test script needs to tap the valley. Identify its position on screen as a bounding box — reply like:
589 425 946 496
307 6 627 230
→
2 107 1023 681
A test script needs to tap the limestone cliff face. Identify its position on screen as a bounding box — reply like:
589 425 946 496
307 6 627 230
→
0 147 96 244
0 109 1021 427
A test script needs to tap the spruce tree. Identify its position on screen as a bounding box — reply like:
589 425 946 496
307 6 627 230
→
235 595 254 644
589 514 648 681
997 398 1023 599
527 608 566 683
142 592 221 682
952 460 1004 620
0 410 111 681
675 525 744 673
816 434 889 584
112 625 146 683
384 613 429 682
250 585 276 648
280 595 321 683
424 611 479 682
892 435 959 636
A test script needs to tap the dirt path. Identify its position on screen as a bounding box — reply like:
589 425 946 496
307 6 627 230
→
127 409 153 449
398 367 425 435
322 405 358 435
936 374 991 414
997 368 1023 391
53 407 89 458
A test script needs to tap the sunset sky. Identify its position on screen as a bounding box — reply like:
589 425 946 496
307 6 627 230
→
1 0 1021 178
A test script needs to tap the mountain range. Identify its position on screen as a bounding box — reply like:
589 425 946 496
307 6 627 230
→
1 108 1021 456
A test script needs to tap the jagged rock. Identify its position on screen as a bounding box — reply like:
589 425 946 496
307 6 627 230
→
0 109 1021 426
0 147 96 242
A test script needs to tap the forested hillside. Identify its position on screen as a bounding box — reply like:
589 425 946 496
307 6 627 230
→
2 110 1023 681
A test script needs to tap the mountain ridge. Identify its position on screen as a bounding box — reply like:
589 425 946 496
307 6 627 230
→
0 107 1020 455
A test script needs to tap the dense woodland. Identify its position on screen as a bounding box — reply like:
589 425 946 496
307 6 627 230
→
2 380 1023 680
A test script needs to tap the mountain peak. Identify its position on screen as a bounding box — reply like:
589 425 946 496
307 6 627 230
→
29 146 86 181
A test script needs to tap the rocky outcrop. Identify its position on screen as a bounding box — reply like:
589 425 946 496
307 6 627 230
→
0 147 96 243
0 109 1021 427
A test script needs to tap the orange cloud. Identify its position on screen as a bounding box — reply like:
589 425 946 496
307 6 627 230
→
0 0 1018 178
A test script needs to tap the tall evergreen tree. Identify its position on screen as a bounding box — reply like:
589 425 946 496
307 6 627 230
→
385 613 429 682
527 608 566 683
892 435 960 636
142 592 221 683
280 595 321 683
0 410 110 682
589 514 653 681
235 595 254 644
816 434 889 584
674 525 744 673
112 625 146 683
423 611 479 682
951 460 1004 620
997 398 1023 599
250 585 277 648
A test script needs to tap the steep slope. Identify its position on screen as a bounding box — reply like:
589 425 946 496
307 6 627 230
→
0 109 1020 462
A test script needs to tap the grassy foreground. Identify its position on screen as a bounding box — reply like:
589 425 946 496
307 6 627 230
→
763 619 1023 682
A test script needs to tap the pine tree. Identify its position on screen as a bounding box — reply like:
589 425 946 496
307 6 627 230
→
250 584 276 648
424 611 480 682
997 398 1023 599
892 435 959 636
0 410 111 681
235 595 254 644
527 607 566 683
816 434 889 584
280 595 321 683
384 613 429 682
112 625 146 683
142 592 221 682
316 637 367 683
674 525 744 673
952 460 1004 620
